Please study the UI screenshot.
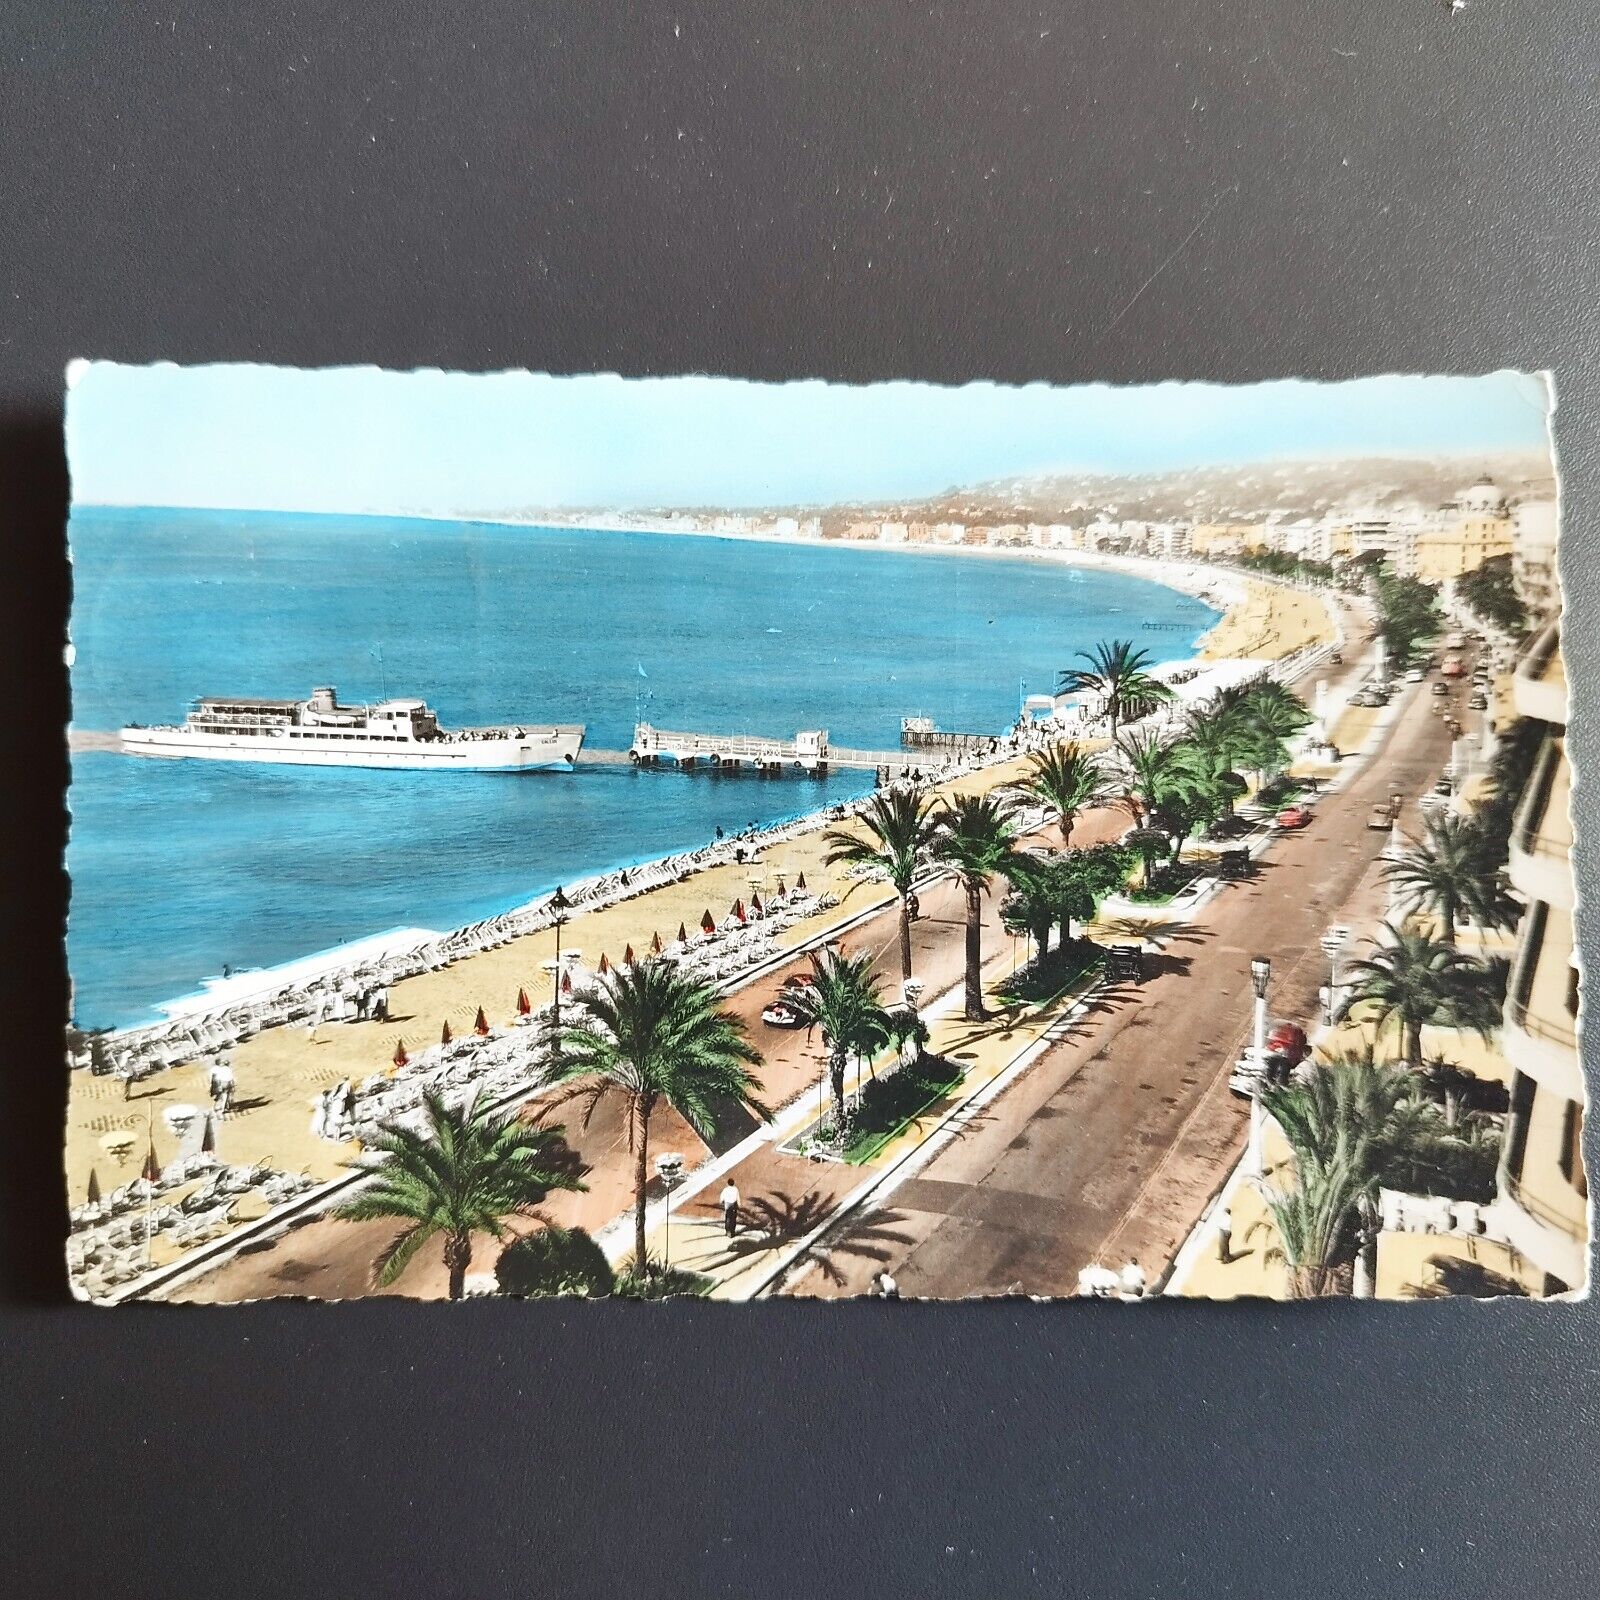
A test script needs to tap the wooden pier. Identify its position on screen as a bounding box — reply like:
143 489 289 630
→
629 722 967 779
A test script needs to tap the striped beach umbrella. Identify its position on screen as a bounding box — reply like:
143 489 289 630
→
474 1006 490 1036
441 1019 453 1046
516 987 532 1016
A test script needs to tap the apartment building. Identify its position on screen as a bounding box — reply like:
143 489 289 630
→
1490 618 1587 1295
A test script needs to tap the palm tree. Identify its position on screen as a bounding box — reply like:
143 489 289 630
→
1011 741 1109 846
338 1089 587 1300
784 947 892 1131
1255 1161 1364 1299
1383 815 1510 946
822 785 938 983
1113 728 1183 826
552 962 768 1268
933 791 1019 1020
1057 638 1173 740
1340 924 1497 1067
1262 1051 1469 1296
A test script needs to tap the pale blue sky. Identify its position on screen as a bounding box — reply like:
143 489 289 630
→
66 363 1552 517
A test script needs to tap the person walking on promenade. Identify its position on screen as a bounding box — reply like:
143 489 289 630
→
208 1056 235 1119
875 1269 900 1299
1216 1206 1234 1264
719 1179 740 1238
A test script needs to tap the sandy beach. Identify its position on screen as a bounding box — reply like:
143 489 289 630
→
64 550 1337 1292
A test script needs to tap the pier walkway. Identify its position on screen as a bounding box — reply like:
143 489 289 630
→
629 722 982 779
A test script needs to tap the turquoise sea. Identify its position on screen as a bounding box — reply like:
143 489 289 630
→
67 509 1219 1029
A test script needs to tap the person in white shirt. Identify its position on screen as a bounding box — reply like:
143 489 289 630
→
719 1180 740 1237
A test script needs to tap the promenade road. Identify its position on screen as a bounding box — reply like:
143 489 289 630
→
788 666 1462 1299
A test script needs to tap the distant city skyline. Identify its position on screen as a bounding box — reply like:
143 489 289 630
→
67 363 1553 518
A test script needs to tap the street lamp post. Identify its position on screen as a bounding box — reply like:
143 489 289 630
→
548 885 571 1050
1248 955 1271 1177
654 1152 684 1269
1319 926 1350 1030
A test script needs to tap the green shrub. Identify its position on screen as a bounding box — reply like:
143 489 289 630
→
496 1226 615 1299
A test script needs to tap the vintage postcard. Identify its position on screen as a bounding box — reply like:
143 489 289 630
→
63 365 1583 1304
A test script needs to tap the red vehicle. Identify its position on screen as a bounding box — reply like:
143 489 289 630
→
1441 654 1466 679
1276 804 1312 830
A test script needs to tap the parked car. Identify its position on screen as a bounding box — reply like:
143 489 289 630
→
1431 681 1450 697
1216 847 1252 880
761 999 806 1029
1468 691 1488 710
1276 805 1312 830
1103 943 1145 982
1368 801 1398 830
1406 667 1426 682
1433 775 1454 797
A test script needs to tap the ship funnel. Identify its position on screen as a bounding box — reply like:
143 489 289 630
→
309 686 337 709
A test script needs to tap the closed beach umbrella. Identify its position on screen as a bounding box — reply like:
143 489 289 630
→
516 987 531 1016
751 891 764 915
474 1006 490 1036
561 969 573 994
200 1114 217 1154
141 1141 162 1185
441 1019 453 1046
677 921 690 946
700 909 716 934
392 1039 409 1070
86 1167 102 1206
796 871 808 890
651 930 663 955
598 952 610 976
624 943 636 966
731 898 746 923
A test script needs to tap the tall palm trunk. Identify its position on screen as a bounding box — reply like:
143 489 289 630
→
964 880 984 1021
829 1043 848 1129
1404 1018 1424 1069
897 892 914 984
631 1096 651 1269
1440 903 1456 946
444 1230 472 1301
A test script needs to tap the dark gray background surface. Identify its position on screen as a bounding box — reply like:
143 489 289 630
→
2 5 1596 1595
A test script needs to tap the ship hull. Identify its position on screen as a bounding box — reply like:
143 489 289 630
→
119 726 584 772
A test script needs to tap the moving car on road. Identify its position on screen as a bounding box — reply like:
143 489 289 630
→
761 998 806 1029
1369 800 1399 830
1275 804 1313 830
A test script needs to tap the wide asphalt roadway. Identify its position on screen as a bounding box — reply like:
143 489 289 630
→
793 655 1469 1299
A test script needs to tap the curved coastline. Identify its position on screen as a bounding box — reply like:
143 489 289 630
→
85 540 1331 1045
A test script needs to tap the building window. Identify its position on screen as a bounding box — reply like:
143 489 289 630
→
1560 1101 1587 1198
1505 1072 1536 1185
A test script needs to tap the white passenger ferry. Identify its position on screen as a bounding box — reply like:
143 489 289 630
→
121 687 584 772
